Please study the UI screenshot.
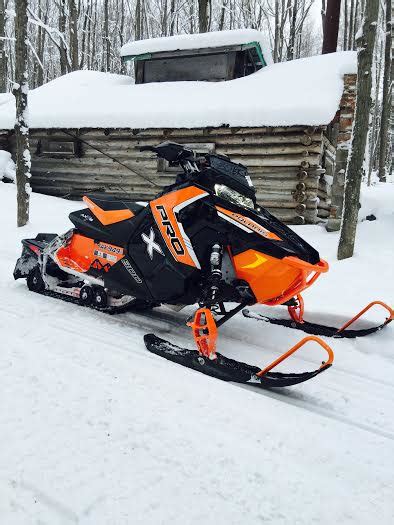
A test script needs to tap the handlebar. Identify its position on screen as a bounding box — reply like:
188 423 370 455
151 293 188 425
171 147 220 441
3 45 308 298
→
139 142 198 166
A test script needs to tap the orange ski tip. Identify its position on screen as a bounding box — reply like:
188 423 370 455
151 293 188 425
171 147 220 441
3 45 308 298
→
83 196 134 226
337 301 394 333
256 335 334 378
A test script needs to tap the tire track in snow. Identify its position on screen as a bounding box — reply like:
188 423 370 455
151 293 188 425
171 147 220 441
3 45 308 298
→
3 288 394 443
237 383 394 442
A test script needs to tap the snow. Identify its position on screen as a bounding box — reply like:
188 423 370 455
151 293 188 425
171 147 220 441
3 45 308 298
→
0 52 356 130
120 28 273 65
1 181 393 524
0 149 16 181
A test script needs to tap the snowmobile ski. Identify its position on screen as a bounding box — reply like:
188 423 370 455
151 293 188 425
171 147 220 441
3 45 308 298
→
243 300 393 339
144 333 334 388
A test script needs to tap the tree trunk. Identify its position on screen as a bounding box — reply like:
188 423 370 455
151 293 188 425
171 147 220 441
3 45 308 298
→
58 0 68 75
169 0 176 36
287 0 298 61
69 0 79 71
198 0 209 33
0 0 7 92
13 0 31 227
343 0 348 50
322 0 342 53
337 0 379 260
219 0 227 30
378 0 392 182
367 40 383 184
103 0 110 71
273 0 280 62
135 0 142 40
161 0 168 36
321 0 326 36
348 0 355 50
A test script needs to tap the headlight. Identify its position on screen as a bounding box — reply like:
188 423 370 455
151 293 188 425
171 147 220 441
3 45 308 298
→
214 184 254 210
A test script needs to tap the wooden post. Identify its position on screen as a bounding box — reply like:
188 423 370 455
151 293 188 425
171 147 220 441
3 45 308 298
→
337 0 379 260
13 0 31 227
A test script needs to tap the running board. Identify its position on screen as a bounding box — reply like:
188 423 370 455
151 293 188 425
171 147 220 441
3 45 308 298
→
144 334 333 388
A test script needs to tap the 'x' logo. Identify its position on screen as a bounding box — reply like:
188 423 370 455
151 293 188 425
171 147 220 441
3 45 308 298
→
141 228 164 260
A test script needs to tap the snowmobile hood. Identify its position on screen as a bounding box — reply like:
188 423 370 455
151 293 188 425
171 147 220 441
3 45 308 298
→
215 199 321 265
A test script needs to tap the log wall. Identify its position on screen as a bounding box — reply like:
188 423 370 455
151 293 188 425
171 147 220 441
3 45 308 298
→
6 125 332 224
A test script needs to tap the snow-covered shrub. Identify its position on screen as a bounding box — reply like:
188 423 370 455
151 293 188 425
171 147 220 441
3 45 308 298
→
0 150 15 183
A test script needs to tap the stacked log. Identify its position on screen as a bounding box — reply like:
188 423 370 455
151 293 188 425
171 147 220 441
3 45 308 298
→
8 125 333 224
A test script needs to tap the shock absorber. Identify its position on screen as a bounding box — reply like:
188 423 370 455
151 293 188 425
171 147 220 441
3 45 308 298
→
207 244 223 305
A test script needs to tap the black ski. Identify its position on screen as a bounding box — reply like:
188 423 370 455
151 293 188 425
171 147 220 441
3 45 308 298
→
144 334 331 388
242 308 392 338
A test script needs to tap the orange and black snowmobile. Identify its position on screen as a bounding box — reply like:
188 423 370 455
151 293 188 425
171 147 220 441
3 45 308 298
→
14 143 393 388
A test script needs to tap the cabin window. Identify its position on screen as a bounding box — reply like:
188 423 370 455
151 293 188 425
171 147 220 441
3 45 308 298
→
37 139 81 158
158 143 215 173
140 53 234 83
133 45 265 84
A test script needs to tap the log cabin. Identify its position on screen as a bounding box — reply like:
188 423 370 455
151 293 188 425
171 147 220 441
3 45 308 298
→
0 29 357 225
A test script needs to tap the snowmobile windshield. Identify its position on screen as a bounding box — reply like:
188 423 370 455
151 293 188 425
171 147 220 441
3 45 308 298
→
214 184 255 210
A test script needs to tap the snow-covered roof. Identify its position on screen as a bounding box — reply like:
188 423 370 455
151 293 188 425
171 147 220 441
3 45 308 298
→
0 52 357 131
120 29 273 65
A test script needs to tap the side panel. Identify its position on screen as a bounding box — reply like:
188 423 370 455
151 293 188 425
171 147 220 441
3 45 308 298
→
55 234 125 274
232 249 300 303
150 186 208 269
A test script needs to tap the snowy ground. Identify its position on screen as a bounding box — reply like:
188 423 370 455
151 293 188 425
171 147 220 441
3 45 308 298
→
1 182 393 524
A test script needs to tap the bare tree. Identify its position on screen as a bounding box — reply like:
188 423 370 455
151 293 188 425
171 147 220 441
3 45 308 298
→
58 0 69 75
287 0 299 60
14 0 31 227
198 0 210 32
69 0 79 71
0 0 7 92
378 0 392 182
337 0 379 260
322 0 341 53
135 0 143 40
103 0 110 71
343 0 348 49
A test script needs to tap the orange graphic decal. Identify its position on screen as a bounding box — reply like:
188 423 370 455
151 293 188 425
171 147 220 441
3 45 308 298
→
150 186 208 268
56 234 125 274
83 196 134 226
216 206 282 241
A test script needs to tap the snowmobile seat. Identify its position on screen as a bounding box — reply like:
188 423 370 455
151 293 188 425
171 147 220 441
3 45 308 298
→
82 195 146 227
86 194 146 216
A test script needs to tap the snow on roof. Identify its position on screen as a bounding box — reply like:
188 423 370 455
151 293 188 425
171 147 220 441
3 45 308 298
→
120 28 273 65
0 52 357 131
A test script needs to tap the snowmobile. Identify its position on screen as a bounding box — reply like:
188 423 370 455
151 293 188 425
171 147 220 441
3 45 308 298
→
14 142 393 388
